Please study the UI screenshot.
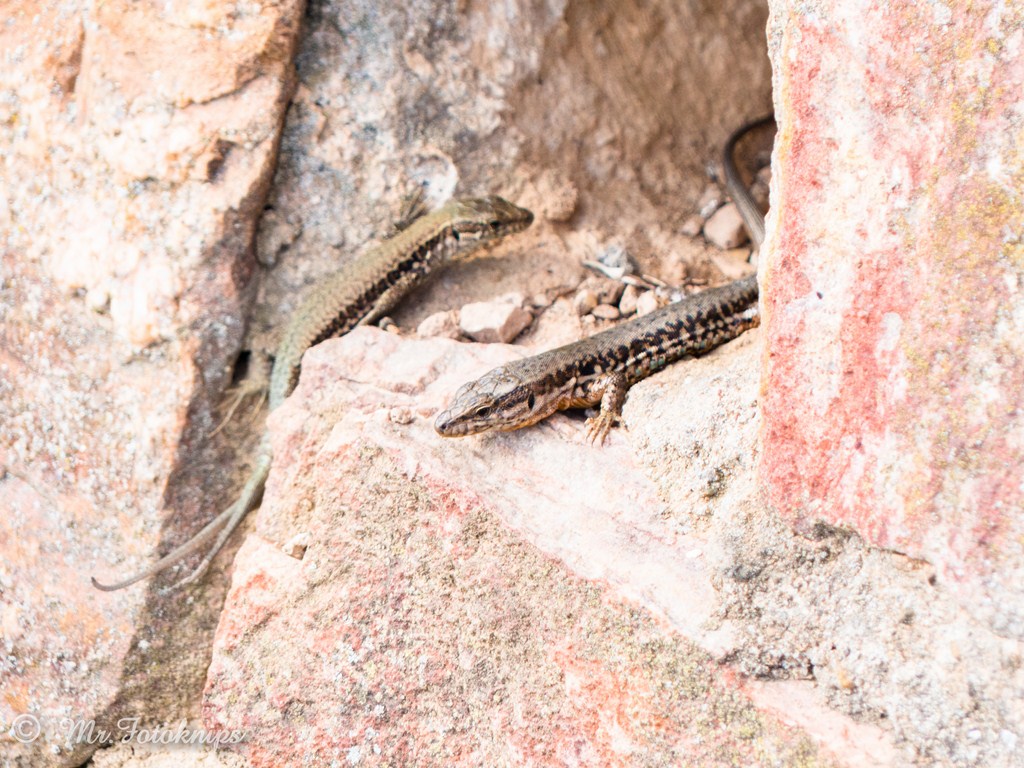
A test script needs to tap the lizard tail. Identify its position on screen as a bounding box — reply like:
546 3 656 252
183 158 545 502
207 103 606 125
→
90 443 273 592
723 114 774 249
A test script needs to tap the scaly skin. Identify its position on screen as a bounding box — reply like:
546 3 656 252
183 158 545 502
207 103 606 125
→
92 196 533 591
434 118 773 443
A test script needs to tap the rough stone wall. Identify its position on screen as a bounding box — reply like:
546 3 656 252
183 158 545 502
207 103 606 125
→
251 0 771 355
2 0 773 765
760 1 1024 638
0 1 302 765
13 0 1024 767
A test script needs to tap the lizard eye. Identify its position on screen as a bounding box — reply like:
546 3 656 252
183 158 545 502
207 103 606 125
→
474 404 492 418
526 393 536 410
489 220 502 229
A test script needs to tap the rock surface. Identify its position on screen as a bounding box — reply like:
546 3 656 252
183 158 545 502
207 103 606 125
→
0 1 302 765
710 248 757 280
87 731 249 768
618 284 642 316
1 0 773 762
416 310 461 339
635 290 661 317
205 322 1023 767
204 328 854 767
760 0 1024 640
573 288 599 316
15 0 1022 767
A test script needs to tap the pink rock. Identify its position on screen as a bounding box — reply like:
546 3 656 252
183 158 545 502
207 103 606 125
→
572 288 599 316
698 184 725 218
203 329 851 767
202 322 1018 766
710 248 756 280
680 213 705 238
618 284 642 316
635 290 660 316
591 303 621 320
760 0 1024 637
0 1 304 764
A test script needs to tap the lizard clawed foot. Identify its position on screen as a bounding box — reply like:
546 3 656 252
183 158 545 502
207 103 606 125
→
584 411 617 445
211 378 267 437
584 371 626 445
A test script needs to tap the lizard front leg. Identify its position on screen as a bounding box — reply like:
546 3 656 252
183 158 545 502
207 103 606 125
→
582 371 628 444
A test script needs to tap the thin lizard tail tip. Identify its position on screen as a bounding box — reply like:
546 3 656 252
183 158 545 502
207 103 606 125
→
91 574 132 592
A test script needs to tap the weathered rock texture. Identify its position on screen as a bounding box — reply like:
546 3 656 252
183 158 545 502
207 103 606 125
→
207 317 1022 767
204 329 850 767
0 0 302 765
629 335 1024 768
1 0 774 763
13 0 1024 766
760 2 1024 639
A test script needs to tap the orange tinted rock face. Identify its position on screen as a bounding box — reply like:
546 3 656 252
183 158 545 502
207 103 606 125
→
4 1 301 345
760 1 1024 637
0 1 302 764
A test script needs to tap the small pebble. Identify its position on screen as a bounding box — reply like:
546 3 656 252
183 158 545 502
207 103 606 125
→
573 289 598 316
697 185 723 219
578 275 624 305
591 303 620 320
710 249 756 280
389 406 414 425
530 293 552 309
417 310 461 339
460 300 533 343
377 316 400 333
618 284 641 316
703 202 748 250
680 215 704 238
636 290 660 316
283 532 309 560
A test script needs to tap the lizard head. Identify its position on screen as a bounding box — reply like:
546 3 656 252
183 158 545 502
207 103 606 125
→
435 365 551 437
445 196 534 250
